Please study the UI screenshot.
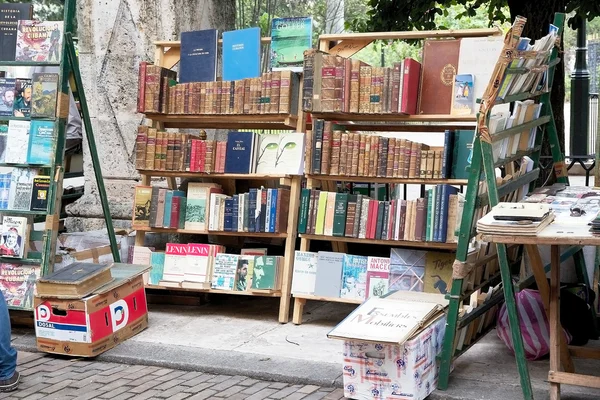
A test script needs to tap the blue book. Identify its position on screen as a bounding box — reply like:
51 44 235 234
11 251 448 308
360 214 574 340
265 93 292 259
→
163 190 174 228
179 29 218 83
27 121 55 165
225 131 256 174
248 188 257 232
232 194 239 232
149 252 165 285
434 185 443 242
222 27 261 81
340 254 368 301
224 197 234 232
269 188 278 233
439 184 459 242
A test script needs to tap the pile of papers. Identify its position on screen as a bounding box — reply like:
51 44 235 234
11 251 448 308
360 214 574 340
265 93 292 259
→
477 202 555 236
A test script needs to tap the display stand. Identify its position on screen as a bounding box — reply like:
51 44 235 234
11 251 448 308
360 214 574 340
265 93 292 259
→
436 13 593 398
1 0 119 311
135 39 304 324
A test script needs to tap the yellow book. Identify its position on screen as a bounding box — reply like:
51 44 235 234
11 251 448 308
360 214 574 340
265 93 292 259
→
323 192 337 236
423 251 455 294
315 191 329 235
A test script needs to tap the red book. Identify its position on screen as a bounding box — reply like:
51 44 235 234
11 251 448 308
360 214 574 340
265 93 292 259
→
388 200 395 241
198 141 207 173
137 61 147 113
401 58 421 115
190 140 198 172
170 196 181 229
367 200 377 240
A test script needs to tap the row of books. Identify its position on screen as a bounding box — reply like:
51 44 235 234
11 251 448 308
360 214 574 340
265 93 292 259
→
1 120 55 165
302 52 421 115
0 168 49 212
0 74 58 118
308 123 472 179
132 183 291 234
140 65 302 116
489 100 542 162
298 185 464 243
135 128 305 175
134 244 283 291
291 248 456 301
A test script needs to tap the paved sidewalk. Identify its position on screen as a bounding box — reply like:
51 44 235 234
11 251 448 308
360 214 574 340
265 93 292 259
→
4 351 346 400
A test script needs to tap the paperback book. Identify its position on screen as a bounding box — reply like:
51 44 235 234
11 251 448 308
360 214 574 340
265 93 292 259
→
270 17 312 72
0 3 33 61
27 121 55 165
0 216 27 258
222 27 261 81
0 264 39 309
12 78 31 117
31 73 58 118
15 20 64 62
0 78 16 116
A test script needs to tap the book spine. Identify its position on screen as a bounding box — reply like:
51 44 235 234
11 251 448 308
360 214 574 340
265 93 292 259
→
349 59 360 113
135 126 148 170
298 188 310 234
302 50 315 111
334 56 344 112
137 61 147 113
312 119 323 175
345 200 356 237
353 195 363 238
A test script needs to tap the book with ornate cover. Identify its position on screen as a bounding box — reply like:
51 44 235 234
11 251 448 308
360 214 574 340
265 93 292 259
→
366 256 390 298
0 3 33 61
212 253 240 290
320 54 336 112
15 20 64 63
418 39 460 115
340 254 368 301
30 175 50 212
31 73 58 118
37 262 112 297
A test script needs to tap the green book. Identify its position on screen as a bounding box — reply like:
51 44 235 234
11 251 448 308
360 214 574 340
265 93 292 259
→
315 191 328 235
426 188 433 242
451 130 475 179
251 256 278 289
428 187 436 242
298 188 311 234
332 193 349 237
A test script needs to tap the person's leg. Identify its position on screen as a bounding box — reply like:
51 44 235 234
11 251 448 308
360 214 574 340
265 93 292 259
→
0 290 18 389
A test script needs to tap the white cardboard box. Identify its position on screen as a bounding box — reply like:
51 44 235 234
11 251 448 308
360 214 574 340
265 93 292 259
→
328 292 448 400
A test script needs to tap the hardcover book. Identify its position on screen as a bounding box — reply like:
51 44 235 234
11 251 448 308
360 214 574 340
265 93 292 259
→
149 251 165 285
0 263 39 309
27 120 55 165
15 20 64 62
185 182 222 232
30 175 50 211
31 73 58 118
270 17 313 72
0 216 28 258
223 27 261 81
340 254 368 301
224 131 256 174
179 29 218 83
451 130 475 179
12 78 31 117
291 250 317 295
36 262 112 297
0 78 16 116
0 3 33 61
418 38 461 115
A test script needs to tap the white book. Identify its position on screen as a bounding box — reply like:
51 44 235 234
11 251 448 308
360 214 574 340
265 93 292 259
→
132 246 152 266
5 121 30 164
185 243 213 283
255 134 280 174
238 193 245 232
0 215 27 258
162 243 187 283
528 104 543 148
8 167 36 211
274 132 305 175
211 253 240 290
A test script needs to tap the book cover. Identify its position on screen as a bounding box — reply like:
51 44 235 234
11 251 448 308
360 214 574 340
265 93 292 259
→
162 243 187 283
15 20 64 62
149 251 165 285
0 216 27 258
0 123 7 163
31 73 58 118
418 39 460 115
291 250 317 295
0 169 11 209
224 131 255 174
340 254 368 301
388 248 426 292
223 27 261 81
235 255 255 290
12 78 31 117
314 251 344 298
251 256 279 290
255 134 279 174
5 120 30 164
0 3 33 61
27 120 55 165
0 78 16 116
366 256 390 299
8 167 35 211
185 243 213 284
179 29 218 83
270 17 313 72
30 175 50 211
451 130 475 179
212 253 240 290
274 132 305 175
423 251 455 295
451 74 474 115
132 185 152 229
0 263 39 309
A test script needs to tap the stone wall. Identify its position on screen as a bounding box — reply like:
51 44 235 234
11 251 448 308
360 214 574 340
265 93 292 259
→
67 0 235 231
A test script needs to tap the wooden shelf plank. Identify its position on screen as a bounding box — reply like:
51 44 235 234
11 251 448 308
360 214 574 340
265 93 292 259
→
300 234 458 250
143 113 298 130
292 294 363 305
137 170 293 180
319 28 502 41
306 175 468 185
154 37 273 47
135 226 288 238
146 284 282 297
309 113 476 123
494 145 543 168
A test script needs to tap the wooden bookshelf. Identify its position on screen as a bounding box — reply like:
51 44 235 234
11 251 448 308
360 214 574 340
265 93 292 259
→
292 294 363 305
136 37 306 324
305 175 468 185
300 234 458 250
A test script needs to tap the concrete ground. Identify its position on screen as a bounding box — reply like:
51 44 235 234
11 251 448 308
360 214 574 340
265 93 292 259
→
11 296 600 399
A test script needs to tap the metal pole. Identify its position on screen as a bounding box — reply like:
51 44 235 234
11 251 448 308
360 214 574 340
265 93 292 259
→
570 18 590 157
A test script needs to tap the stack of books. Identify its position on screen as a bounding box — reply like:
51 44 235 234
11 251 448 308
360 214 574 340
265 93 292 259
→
477 203 555 236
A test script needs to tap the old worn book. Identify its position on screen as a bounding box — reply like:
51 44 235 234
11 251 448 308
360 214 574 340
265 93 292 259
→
320 54 337 112
418 39 461 115
36 262 113 298
349 59 361 113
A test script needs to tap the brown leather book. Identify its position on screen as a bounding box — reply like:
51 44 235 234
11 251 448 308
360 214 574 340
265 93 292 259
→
414 198 426 242
320 121 333 175
330 130 342 175
349 59 361 113
321 54 337 112
418 39 461 115
334 56 344 112
358 134 367 176
386 137 396 177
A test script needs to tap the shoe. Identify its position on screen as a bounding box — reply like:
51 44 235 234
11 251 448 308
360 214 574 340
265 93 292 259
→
0 371 20 392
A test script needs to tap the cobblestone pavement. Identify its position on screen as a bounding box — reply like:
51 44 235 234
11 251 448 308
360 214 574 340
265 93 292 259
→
2 351 346 400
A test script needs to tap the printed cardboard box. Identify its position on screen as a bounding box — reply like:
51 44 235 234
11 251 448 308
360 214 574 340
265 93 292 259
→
34 264 149 357
328 292 448 400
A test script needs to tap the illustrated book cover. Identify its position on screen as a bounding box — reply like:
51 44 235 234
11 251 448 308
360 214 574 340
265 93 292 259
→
15 20 64 62
270 17 313 72
0 78 16 116
0 263 39 309
31 73 58 118
27 120 55 165
0 216 28 258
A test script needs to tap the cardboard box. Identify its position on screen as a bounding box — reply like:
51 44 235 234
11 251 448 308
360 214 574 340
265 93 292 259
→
328 292 448 400
34 264 149 357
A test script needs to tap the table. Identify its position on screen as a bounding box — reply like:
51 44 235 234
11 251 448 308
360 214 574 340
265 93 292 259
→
482 222 600 400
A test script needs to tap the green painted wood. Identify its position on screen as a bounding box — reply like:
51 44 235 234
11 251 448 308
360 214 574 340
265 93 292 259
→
0 61 61 67
65 33 121 262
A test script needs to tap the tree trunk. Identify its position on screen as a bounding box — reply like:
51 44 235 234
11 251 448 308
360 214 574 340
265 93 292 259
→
506 0 566 185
